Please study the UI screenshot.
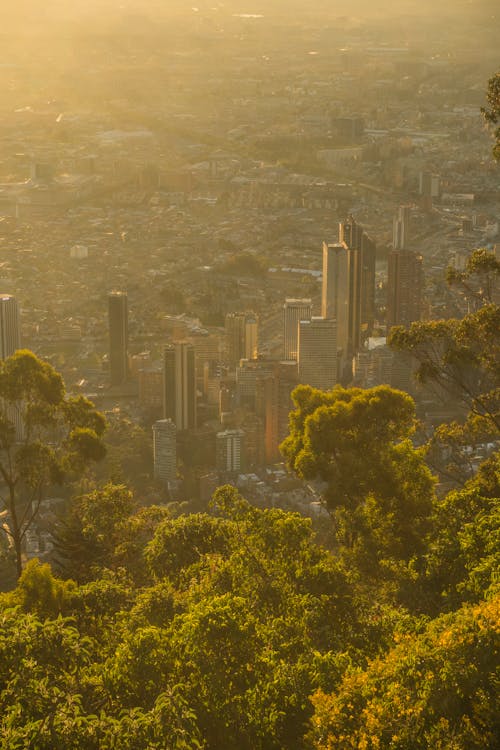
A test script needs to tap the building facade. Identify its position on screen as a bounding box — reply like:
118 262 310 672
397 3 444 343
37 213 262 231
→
108 291 128 386
225 312 258 365
163 342 197 430
216 429 244 473
153 418 177 485
387 250 423 330
298 317 337 391
0 294 21 358
283 298 313 361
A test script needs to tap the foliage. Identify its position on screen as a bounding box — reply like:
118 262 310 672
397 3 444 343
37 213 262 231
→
389 304 500 433
481 71 500 160
281 385 435 593
423 464 500 613
53 487 177 586
218 251 268 277
0 350 106 577
308 593 500 750
446 248 500 308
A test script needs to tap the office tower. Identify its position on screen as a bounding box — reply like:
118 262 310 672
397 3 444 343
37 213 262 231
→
225 312 258 365
240 413 263 468
216 429 244 473
387 250 424 330
419 171 440 198
321 241 349 356
283 298 312 360
163 343 197 430
298 318 337 391
255 360 298 464
236 359 272 410
322 217 376 377
0 294 21 358
0 295 22 439
393 205 411 250
108 291 128 386
153 419 177 485
338 214 376 347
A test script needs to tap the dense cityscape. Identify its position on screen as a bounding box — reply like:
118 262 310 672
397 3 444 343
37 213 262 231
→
0 2 498 747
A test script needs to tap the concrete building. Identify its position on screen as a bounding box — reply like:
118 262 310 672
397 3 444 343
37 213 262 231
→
322 216 376 378
108 291 128 386
387 250 423 330
225 311 258 365
216 429 244 473
163 342 197 430
338 215 376 348
298 317 337 391
0 294 21 358
392 205 411 250
153 418 177 485
283 298 312 360
0 294 23 439
321 241 349 357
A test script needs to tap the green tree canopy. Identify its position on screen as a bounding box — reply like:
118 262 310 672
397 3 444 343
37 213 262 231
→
482 71 500 160
280 385 435 593
0 350 106 577
308 592 500 750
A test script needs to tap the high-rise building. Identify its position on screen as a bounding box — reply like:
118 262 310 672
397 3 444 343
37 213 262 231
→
283 298 312 360
255 360 298 464
236 359 272 410
419 171 440 198
322 217 376 376
298 318 337 391
108 291 128 386
0 294 21 358
163 343 197 430
392 205 411 250
0 295 22 439
153 419 177 485
216 429 244 473
321 241 349 356
338 215 376 348
387 250 423 330
225 312 258 365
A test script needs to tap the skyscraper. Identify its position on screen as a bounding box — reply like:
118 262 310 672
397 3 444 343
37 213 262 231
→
283 298 312 361
163 342 197 430
298 317 337 391
338 214 376 348
387 250 423 330
322 217 376 377
321 241 349 357
108 291 128 386
225 312 258 365
216 429 244 473
0 294 21 358
0 295 22 440
153 418 177 485
392 205 411 250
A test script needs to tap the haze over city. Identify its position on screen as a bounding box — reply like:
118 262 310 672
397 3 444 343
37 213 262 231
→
0 1 498 747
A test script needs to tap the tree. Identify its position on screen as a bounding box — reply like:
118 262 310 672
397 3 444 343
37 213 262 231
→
52 483 134 583
390 249 500 487
481 71 500 160
446 248 500 310
389 304 500 434
308 593 500 750
0 350 106 578
280 385 435 587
